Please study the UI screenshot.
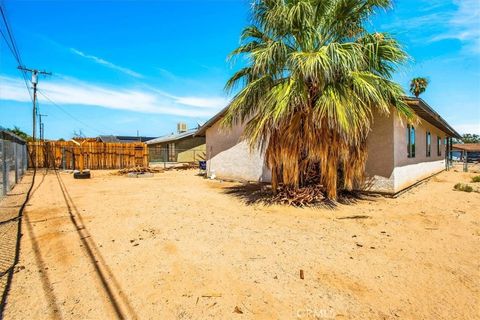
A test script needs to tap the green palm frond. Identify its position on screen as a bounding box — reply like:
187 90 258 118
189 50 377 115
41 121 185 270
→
223 0 411 200
410 77 429 98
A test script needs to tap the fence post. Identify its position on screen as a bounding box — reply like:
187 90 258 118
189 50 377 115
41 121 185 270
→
14 141 18 183
22 143 28 176
62 147 66 170
445 137 448 170
71 147 75 170
2 139 8 196
164 148 167 169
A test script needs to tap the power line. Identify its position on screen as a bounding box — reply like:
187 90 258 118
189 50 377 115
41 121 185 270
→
0 4 111 138
0 3 33 101
37 90 105 135
0 28 15 59
0 5 22 66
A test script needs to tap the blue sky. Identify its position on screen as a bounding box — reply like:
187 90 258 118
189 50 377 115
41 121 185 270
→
0 0 479 139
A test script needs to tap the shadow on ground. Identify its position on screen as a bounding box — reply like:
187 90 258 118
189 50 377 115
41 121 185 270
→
55 170 137 320
223 182 373 208
0 170 51 318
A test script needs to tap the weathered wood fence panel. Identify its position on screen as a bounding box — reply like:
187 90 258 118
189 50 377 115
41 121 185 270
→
27 141 148 169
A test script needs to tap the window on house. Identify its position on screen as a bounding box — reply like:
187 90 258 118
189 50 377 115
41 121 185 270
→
437 136 442 156
426 131 431 157
407 125 415 158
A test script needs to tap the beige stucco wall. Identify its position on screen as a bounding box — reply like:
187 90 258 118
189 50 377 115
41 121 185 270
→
206 120 271 182
363 110 395 193
391 113 446 192
205 110 448 194
364 111 447 193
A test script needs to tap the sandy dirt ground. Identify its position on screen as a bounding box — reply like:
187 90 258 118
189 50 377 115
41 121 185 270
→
1 167 479 320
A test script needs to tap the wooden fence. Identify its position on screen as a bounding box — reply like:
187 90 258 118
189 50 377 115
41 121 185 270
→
27 141 148 169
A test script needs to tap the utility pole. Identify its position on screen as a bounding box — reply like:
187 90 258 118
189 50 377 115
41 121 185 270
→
17 66 51 141
18 66 51 168
39 114 48 141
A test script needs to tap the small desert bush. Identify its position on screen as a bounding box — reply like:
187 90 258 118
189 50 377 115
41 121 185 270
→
454 183 474 193
471 175 480 183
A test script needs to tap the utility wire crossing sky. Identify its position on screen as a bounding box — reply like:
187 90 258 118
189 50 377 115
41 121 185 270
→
0 0 479 139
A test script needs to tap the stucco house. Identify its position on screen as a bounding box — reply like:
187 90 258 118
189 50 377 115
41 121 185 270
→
196 97 460 195
147 123 205 163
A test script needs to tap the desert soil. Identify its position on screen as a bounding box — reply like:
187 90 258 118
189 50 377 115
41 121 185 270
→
1 167 479 319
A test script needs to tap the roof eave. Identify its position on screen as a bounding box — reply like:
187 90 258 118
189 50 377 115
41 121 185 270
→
194 105 230 137
146 131 197 145
404 97 461 139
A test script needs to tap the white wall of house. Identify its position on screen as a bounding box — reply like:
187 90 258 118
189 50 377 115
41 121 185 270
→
206 120 271 182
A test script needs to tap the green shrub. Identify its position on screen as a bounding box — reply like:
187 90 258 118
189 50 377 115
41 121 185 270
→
471 176 480 183
454 183 474 193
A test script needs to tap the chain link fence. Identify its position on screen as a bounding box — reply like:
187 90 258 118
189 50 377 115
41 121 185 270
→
0 130 28 198
148 147 205 166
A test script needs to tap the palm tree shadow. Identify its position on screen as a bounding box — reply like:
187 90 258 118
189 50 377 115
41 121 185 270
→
223 183 273 205
223 183 372 208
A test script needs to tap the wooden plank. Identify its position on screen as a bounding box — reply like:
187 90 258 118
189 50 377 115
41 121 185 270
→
27 141 149 169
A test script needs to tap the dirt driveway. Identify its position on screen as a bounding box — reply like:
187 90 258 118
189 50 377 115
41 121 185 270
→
2 168 479 319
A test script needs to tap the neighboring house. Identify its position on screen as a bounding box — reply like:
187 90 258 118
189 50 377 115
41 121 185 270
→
452 144 480 162
146 123 206 163
195 97 461 195
96 135 156 143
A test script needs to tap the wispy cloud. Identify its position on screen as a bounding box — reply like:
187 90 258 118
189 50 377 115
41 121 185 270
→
70 48 144 78
454 123 480 135
174 97 228 108
383 0 480 54
429 0 480 53
0 75 228 118
145 86 229 109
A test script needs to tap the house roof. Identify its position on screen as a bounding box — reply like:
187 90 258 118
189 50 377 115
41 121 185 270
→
97 135 156 143
195 97 461 138
452 143 480 152
146 129 198 145
116 136 156 143
403 97 461 139
0 129 27 144
97 135 120 143
195 105 229 137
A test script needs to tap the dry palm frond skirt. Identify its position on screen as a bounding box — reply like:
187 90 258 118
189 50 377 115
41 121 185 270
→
261 116 369 206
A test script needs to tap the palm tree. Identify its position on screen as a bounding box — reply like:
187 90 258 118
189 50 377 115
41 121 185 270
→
8 126 31 141
410 77 429 98
223 0 413 200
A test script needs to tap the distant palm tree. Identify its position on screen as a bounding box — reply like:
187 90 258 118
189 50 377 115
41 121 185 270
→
410 77 429 98
8 126 31 141
223 0 412 200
